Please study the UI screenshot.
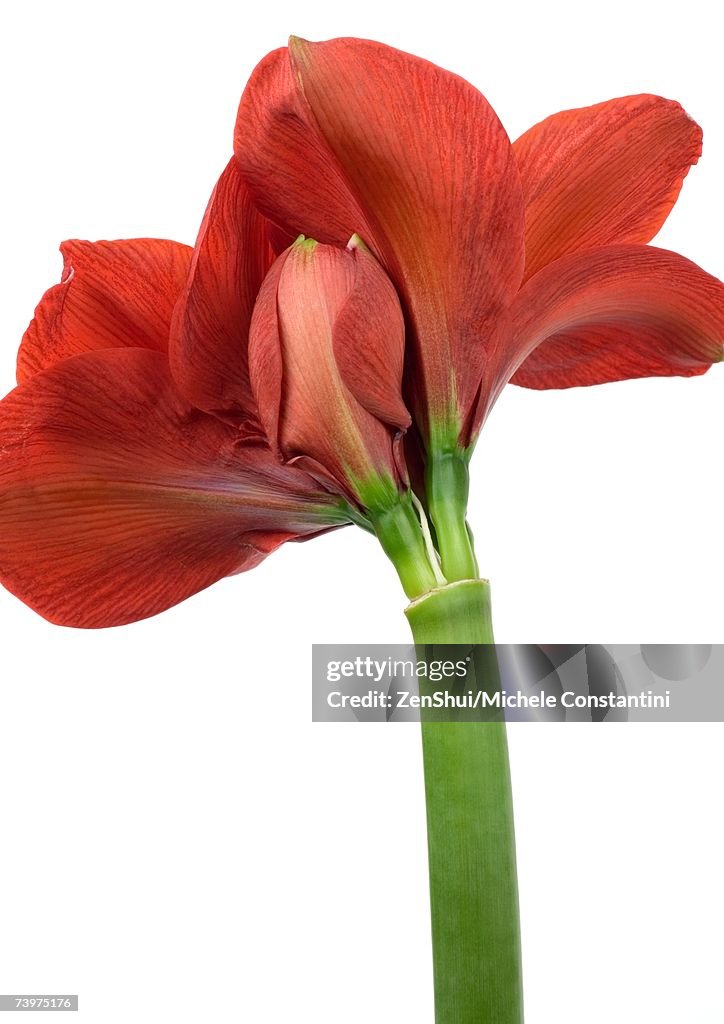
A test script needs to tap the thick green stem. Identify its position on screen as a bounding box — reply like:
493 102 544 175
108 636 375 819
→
406 580 523 1024
426 452 479 582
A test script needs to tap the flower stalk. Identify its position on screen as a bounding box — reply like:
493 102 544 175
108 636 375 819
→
426 450 479 582
407 580 523 1024
379 501 523 1023
369 493 442 599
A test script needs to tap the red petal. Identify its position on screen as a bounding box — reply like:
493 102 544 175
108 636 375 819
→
235 38 524 441
234 48 375 244
169 159 274 427
510 246 724 392
0 349 345 627
17 238 192 382
333 242 410 431
514 95 702 281
246 250 289 452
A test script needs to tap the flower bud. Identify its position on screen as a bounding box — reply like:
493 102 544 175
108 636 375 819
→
249 235 410 512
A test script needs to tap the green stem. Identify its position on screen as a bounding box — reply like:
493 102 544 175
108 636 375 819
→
370 492 441 599
426 452 479 582
406 580 523 1024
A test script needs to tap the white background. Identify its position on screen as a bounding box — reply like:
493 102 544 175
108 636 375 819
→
1 1 723 1021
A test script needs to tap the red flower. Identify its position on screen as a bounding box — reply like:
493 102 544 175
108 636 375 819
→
0 236 350 627
235 38 525 452
234 37 724 450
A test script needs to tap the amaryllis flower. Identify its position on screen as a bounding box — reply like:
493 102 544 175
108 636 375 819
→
0 237 352 628
234 37 724 451
2 34 723 620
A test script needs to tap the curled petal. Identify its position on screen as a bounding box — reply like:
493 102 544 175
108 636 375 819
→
0 349 345 627
169 158 275 428
235 38 524 442
17 238 192 382
333 240 409 430
514 95 702 281
510 246 724 392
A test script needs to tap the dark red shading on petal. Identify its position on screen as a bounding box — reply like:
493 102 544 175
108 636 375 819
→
267 222 298 255
17 238 192 382
169 158 274 428
509 246 724 393
514 95 703 282
0 349 345 628
235 38 524 440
